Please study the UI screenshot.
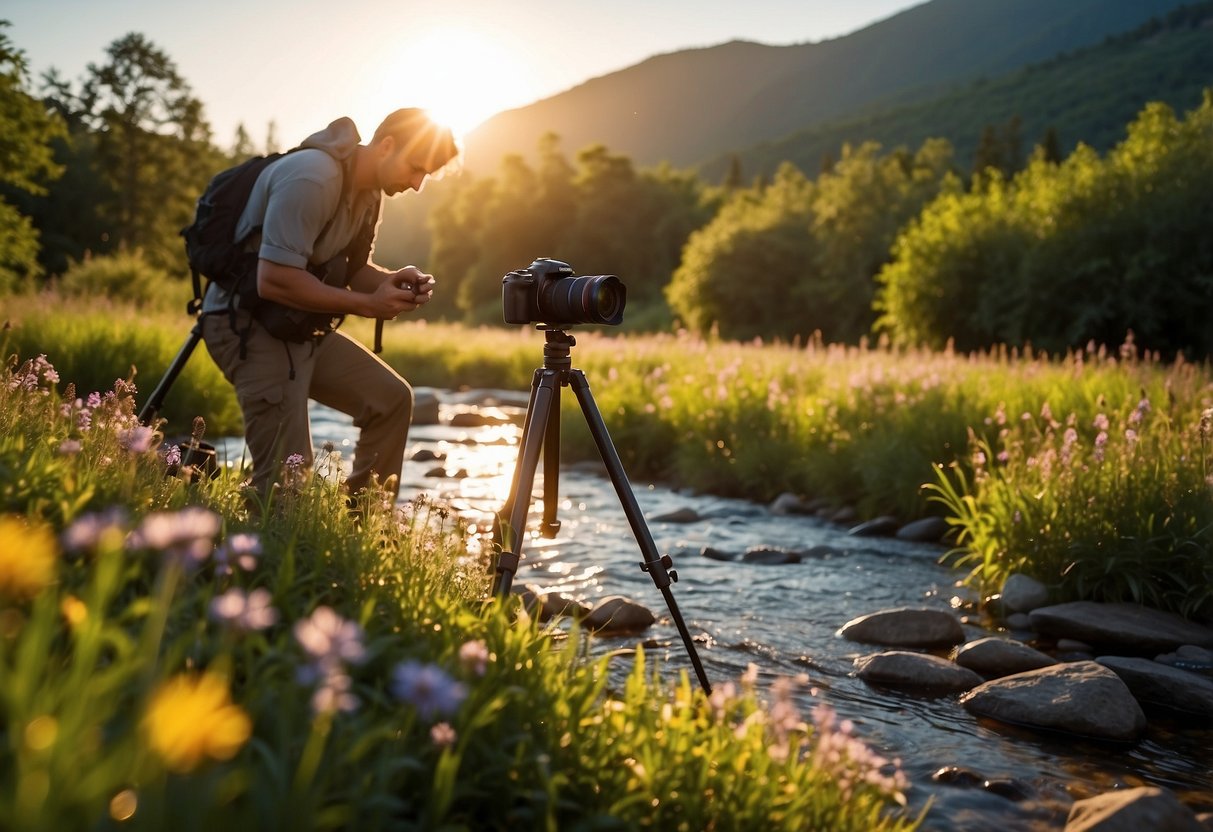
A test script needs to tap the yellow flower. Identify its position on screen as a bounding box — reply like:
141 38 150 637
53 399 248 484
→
0 515 58 600
142 672 252 772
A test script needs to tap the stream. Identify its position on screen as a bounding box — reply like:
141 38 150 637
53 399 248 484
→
215 388 1213 831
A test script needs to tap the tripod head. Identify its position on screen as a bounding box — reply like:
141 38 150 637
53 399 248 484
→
536 326 576 372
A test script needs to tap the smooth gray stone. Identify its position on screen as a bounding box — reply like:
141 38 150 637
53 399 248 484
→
584 595 656 634
838 607 965 647
955 637 1057 678
855 651 983 690
1029 601 1213 653
1065 786 1204 832
1001 573 1049 613
1097 655 1213 720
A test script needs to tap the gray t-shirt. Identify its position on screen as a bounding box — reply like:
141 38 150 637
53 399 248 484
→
202 117 383 313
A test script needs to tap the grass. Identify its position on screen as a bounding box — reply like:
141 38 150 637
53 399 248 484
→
6 292 1213 617
0 347 919 830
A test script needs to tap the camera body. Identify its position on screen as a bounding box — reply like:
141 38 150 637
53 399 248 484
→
502 258 626 326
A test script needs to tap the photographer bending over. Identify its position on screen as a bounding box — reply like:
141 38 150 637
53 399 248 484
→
200 109 460 502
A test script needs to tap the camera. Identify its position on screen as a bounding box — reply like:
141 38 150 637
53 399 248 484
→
502 258 626 326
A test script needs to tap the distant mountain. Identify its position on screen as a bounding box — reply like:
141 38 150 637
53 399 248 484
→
701 2 1213 180
463 0 1193 172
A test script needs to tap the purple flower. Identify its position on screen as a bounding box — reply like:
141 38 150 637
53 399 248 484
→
209 587 279 631
293 606 366 667
215 532 262 572
62 508 129 552
164 445 182 467
129 507 220 563
390 660 467 721
117 425 154 453
86 392 102 409
309 670 360 715
59 439 82 455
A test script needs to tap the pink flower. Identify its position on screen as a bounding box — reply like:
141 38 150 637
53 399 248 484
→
117 425 154 453
430 722 457 748
458 639 491 676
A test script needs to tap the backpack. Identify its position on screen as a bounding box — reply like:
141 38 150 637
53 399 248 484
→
181 148 380 346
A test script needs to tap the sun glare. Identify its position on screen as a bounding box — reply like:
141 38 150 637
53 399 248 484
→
373 27 532 139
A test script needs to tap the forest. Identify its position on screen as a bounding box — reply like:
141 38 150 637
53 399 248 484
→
2 19 1212 357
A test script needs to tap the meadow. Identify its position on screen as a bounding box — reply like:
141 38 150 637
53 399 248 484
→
6 293 1212 616
0 325 917 830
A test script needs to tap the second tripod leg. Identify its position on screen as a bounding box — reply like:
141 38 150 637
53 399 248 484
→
493 373 560 596
567 370 713 694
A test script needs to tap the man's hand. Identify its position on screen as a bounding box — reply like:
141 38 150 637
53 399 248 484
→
363 266 435 319
389 266 436 307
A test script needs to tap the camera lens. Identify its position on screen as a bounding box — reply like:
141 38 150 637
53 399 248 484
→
540 274 626 325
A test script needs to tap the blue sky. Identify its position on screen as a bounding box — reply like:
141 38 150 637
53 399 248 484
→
6 0 923 146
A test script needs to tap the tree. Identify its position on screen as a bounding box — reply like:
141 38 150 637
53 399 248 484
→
810 139 956 342
0 22 65 291
666 163 817 341
42 33 217 271
877 91 1213 357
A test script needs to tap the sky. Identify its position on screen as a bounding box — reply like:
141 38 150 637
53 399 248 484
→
6 0 923 148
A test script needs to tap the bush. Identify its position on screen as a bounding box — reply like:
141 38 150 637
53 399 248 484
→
57 249 191 311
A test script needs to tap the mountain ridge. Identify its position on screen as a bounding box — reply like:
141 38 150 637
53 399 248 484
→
463 0 1194 172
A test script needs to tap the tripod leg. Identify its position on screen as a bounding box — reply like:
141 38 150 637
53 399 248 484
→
567 370 712 694
493 371 560 597
494 368 544 549
540 382 562 538
138 318 204 426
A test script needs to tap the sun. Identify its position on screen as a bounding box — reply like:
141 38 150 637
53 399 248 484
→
371 27 534 139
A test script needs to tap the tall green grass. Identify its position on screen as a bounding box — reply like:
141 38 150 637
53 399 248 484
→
0 350 918 830
8 294 1213 617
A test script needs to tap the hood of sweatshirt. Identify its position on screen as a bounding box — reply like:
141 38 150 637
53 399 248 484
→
298 117 362 162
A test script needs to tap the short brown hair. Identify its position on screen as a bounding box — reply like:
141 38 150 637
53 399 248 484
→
372 108 461 176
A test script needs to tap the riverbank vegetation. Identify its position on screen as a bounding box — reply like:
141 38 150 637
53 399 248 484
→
0 350 918 830
5 301 1213 620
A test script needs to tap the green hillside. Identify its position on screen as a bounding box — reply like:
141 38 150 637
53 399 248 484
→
703 3 1213 180
463 0 1191 172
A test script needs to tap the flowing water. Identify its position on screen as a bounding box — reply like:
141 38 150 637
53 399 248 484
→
216 389 1213 831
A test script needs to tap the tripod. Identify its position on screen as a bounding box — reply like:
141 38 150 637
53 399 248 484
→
492 328 712 694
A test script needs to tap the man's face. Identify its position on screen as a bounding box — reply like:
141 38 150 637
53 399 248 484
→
376 139 433 196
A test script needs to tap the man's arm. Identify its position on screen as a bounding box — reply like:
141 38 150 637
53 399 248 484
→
256 260 427 319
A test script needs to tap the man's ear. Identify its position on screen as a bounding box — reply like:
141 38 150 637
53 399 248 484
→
374 134 397 159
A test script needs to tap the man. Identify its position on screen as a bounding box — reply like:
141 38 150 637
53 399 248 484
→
201 108 460 502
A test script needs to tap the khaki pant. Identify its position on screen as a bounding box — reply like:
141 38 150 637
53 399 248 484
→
202 310 413 500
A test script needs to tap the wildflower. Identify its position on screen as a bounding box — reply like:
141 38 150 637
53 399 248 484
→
708 681 738 724
142 672 251 772
62 508 128 553
59 439 82 455
1128 397 1151 426
129 507 220 564
294 606 366 667
458 639 491 676
1093 413 1109 432
0 515 58 599
1125 428 1139 446
86 392 102 409
61 595 88 628
430 722 457 749
164 445 182 467
812 703 907 803
1201 408 1213 441
1093 431 1108 462
117 425 155 454
209 588 278 631
214 533 262 573
285 453 305 469
309 669 360 715
390 660 467 721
